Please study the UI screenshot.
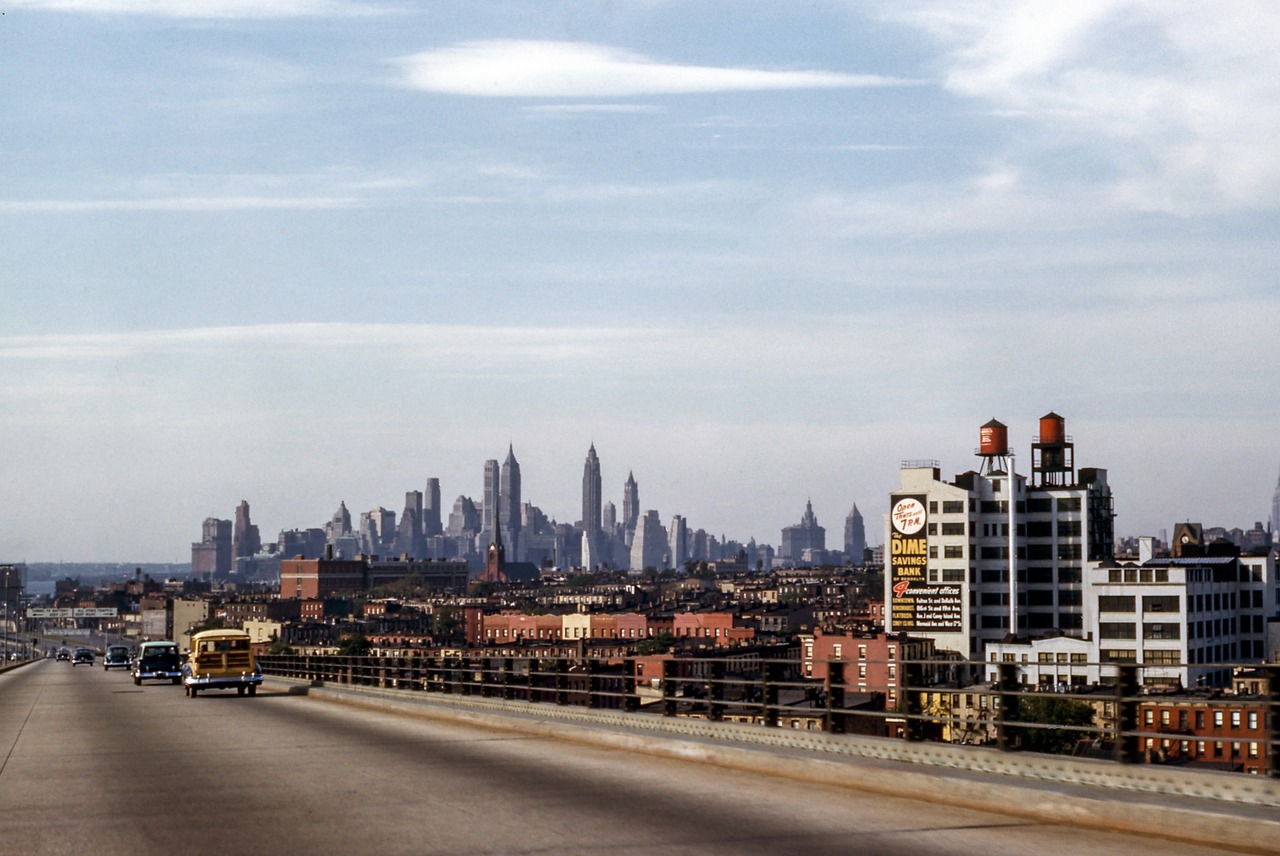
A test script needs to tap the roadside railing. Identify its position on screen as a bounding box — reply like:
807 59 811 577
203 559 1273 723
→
257 653 1280 778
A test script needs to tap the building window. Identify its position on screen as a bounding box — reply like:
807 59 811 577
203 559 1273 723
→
1100 649 1136 664
944 545 964 559
942 501 964 514
1100 622 1136 640
1143 649 1179 666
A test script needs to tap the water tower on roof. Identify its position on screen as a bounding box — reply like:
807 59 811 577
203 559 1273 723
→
1031 411 1075 487
976 418 1010 475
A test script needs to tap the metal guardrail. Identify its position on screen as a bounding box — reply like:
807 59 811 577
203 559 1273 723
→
258 653 1280 778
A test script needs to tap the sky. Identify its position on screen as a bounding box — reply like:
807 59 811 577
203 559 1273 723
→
1 1 1278 563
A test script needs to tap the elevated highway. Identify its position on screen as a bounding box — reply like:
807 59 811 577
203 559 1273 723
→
0 660 1270 855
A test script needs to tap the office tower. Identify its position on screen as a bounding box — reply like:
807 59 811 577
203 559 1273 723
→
630 510 666 571
446 495 480 539
501 445 522 560
886 413 1115 659
1271 469 1280 543
669 514 688 568
844 503 866 564
780 501 825 564
482 460 500 534
582 444 602 536
191 517 232 579
360 507 395 555
622 472 639 546
232 500 261 560
397 491 423 556
326 501 352 541
424 478 443 537
603 501 617 532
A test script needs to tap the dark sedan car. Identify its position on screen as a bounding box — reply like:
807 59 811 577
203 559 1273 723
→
103 645 131 671
71 647 94 666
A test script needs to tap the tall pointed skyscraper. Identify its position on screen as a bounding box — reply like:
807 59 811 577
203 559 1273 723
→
501 444 522 560
844 503 866 564
582 444 602 536
622 471 639 545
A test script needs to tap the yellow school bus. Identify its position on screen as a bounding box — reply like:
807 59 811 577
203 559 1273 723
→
182 629 263 698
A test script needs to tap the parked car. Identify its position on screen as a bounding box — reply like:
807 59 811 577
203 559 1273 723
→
132 641 182 685
103 645 131 671
182 629 262 698
71 647 94 666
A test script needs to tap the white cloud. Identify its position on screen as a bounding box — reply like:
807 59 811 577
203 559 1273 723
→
881 1 1280 213
394 40 907 97
522 104 666 116
7 0 380 18
0 196 359 212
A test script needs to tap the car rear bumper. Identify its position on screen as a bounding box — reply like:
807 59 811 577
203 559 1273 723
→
182 673 264 689
135 669 182 680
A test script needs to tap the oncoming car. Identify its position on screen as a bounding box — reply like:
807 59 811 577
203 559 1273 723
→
182 629 262 698
132 641 182 685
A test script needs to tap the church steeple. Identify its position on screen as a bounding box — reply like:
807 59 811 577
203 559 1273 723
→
485 505 506 581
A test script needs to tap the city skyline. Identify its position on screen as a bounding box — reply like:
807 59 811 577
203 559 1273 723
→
2 3 1278 561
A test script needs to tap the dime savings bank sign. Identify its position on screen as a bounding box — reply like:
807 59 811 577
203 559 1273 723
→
889 495 962 633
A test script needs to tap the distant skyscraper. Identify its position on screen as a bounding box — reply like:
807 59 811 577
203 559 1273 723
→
1271 469 1280 541
844 503 866 564
192 517 232 579
582 444 602 535
232 500 261 560
397 491 423 556
669 514 688 568
446 495 480 539
501 445 522 560
423 478 442 537
781 500 825 564
622 472 639 545
360 507 395 554
630 510 666 571
326 501 352 542
602 501 617 533
482 459 500 533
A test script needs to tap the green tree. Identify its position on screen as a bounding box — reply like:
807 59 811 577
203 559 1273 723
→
336 633 372 656
432 607 463 643
636 632 676 655
1011 696 1096 754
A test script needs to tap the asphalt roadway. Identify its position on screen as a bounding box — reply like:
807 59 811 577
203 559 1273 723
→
0 660 1250 856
